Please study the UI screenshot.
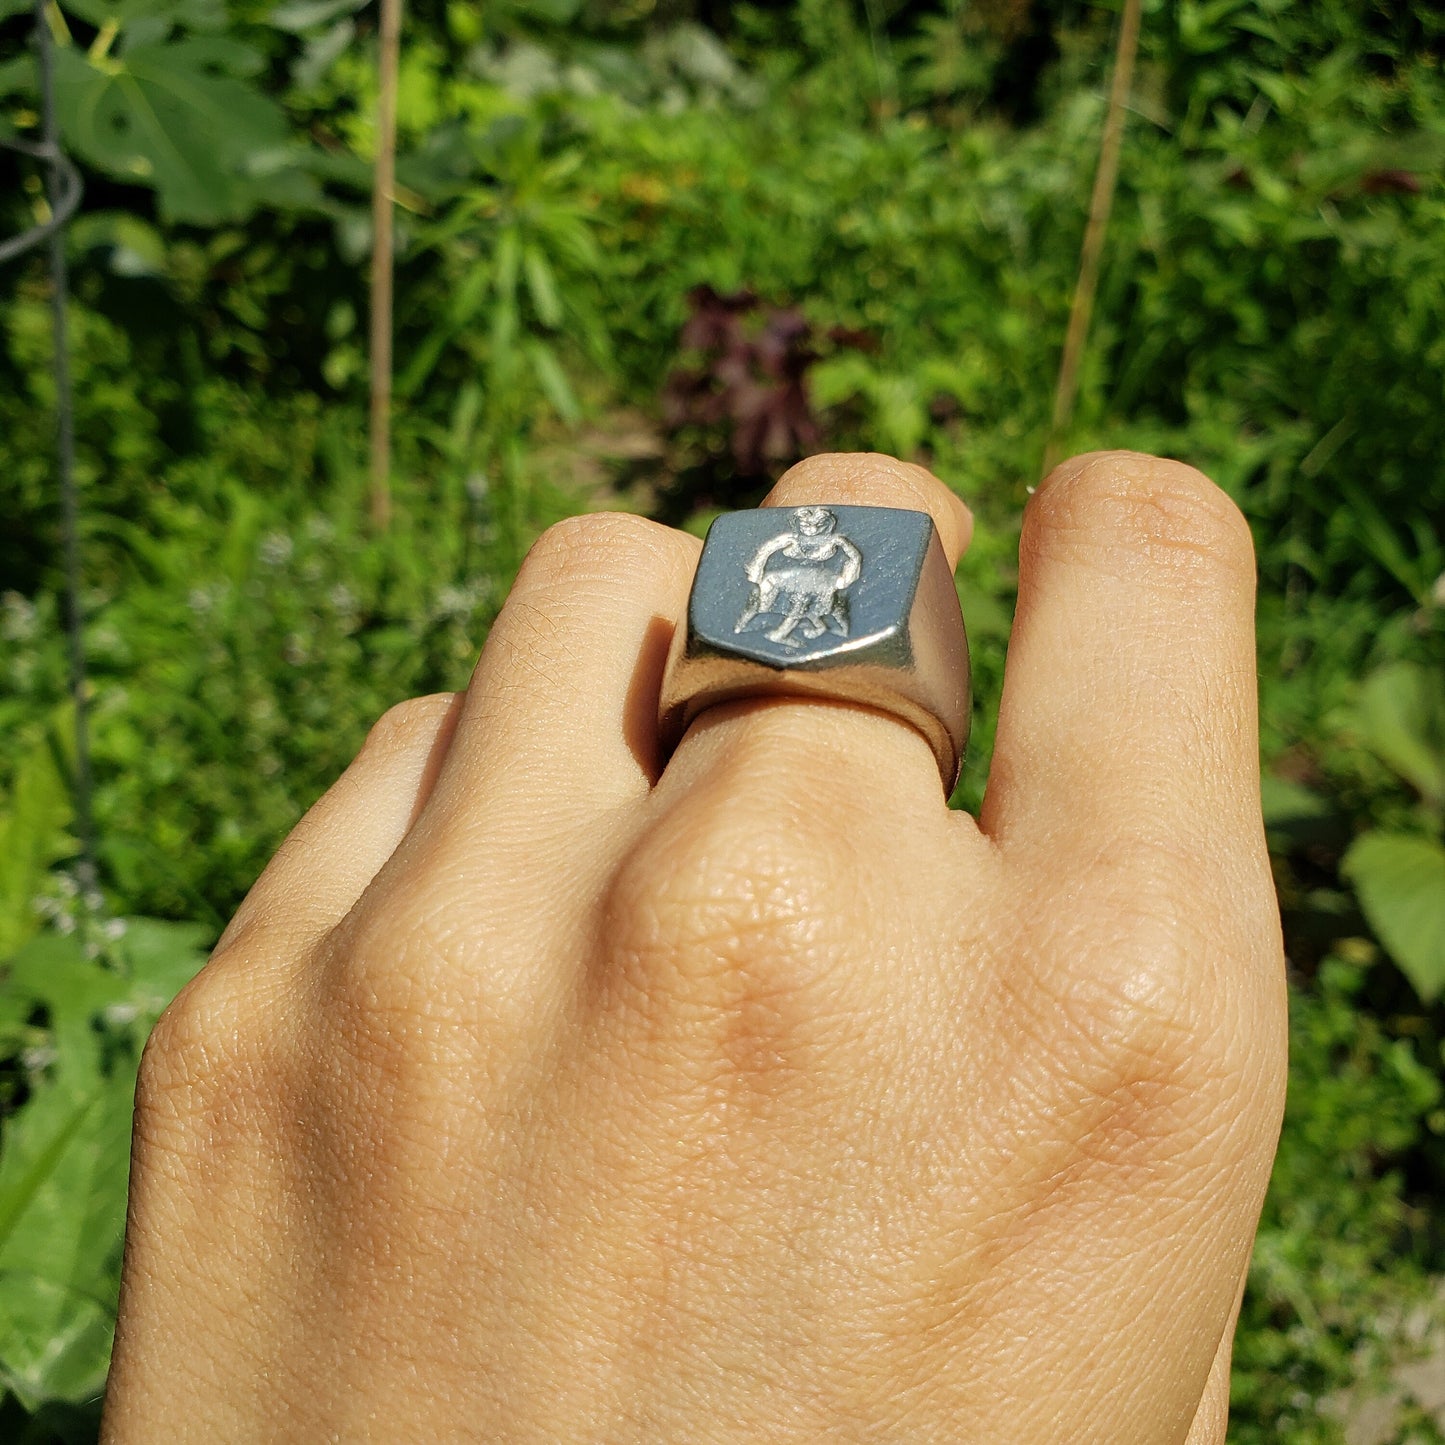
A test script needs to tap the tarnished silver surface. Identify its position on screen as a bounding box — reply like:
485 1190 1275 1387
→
659 504 971 791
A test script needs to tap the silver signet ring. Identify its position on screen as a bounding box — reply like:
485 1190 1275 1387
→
658 504 971 792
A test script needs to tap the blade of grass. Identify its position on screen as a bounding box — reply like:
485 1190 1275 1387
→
1042 0 1143 479
368 0 404 531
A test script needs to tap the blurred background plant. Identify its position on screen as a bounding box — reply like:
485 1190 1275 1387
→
2 0 1444 1439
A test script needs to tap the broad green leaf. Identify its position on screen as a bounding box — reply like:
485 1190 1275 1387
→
0 1092 97 1258
1343 832 1445 1002
0 54 32 101
5 920 208 1081
1352 662 1445 807
1260 775 1331 829
52 37 289 223
7 933 130 1079
0 1075 128 1409
0 724 74 962
0 921 207 1407
113 916 212 1001
0 0 34 20
0 1271 115 1412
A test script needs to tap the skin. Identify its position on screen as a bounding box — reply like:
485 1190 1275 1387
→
102 450 1287 1443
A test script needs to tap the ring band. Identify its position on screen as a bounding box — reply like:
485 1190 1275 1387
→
658 504 971 791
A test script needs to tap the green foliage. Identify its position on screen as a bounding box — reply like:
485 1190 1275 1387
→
1330 660 1445 999
0 719 74 963
1233 957 1445 1443
1351 662 1445 816
2 0 1444 1437
0 919 209 1416
1344 833 1445 1002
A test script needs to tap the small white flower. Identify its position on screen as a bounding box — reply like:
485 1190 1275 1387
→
258 531 295 567
103 917 128 941
1 591 39 641
21 1045 57 1074
104 1002 141 1027
54 912 76 934
434 584 472 618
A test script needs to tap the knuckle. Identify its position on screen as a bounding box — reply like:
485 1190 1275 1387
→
136 949 289 1137
324 889 539 1089
774 451 951 517
601 800 854 1093
520 510 677 592
1030 449 1255 584
1020 883 1265 1161
362 693 459 755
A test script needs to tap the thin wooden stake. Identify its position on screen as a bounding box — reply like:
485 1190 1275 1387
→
368 0 403 531
1042 0 1143 479
35 0 95 889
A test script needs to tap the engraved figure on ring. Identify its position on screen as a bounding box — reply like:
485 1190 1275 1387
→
733 506 863 647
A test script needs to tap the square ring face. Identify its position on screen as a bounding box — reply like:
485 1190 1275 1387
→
688 504 934 671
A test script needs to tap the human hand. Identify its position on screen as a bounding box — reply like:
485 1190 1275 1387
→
103 451 1286 1442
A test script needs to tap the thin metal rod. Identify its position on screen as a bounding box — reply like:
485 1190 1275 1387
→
368 0 404 532
35 0 95 887
1042 0 1143 479
0 137 82 267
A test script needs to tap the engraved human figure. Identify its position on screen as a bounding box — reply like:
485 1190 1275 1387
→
734 506 863 647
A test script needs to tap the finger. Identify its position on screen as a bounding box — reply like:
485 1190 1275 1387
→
323 514 701 1031
657 453 974 810
214 692 463 956
1182 1268 1248 1445
405 514 700 851
982 451 1265 875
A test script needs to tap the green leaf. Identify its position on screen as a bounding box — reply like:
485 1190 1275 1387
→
0 921 208 1407
521 244 563 328
0 54 33 103
496 0 582 24
0 0 35 20
0 1071 128 1409
267 0 365 31
52 37 290 223
1352 662 1445 808
1343 832 1445 1002
0 1093 97 1260
0 1272 115 1412
1260 775 1331 829
67 208 167 276
493 225 521 303
0 722 74 963
526 339 579 424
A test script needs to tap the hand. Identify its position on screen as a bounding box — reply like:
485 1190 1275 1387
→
102 451 1286 1443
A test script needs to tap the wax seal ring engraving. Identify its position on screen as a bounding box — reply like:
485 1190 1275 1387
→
659 503 971 792
734 505 862 646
